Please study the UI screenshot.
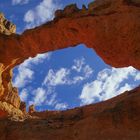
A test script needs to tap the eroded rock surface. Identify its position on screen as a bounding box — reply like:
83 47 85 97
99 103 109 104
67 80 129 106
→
0 12 16 35
0 0 140 139
0 86 140 140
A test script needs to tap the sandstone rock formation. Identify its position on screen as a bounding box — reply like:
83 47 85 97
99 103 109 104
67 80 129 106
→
0 12 16 35
29 105 36 114
0 86 140 140
19 102 26 114
0 0 139 139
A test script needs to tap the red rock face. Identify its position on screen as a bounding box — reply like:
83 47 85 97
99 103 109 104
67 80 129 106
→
0 0 140 69
0 86 140 140
2 87 20 108
0 0 139 139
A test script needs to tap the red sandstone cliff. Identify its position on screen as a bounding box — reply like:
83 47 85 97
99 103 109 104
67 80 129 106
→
0 0 139 139
0 86 140 140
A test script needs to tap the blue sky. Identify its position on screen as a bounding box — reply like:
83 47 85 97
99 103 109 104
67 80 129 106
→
1 0 140 111
0 0 93 33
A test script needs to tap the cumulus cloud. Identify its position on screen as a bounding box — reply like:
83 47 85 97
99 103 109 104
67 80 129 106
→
43 57 93 86
26 86 68 111
13 52 70 110
43 68 70 86
32 87 46 106
28 87 54 108
72 57 93 79
12 0 29 5
72 57 85 72
55 103 68 110
83 65 94 79
79 66 140 105
45 92 57 106
135 73 140 81
29 53 51 64
13 62 34 88
34 57 93 110
13 53 51 88
117 83 133 94
20 88 28 101
24 0 61 29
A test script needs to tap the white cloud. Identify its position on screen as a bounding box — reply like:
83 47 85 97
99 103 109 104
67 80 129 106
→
55 103 68 110
26 86 68 110
12 0 29 5
72 76 84 84
72 57 93 79
38 57 93 110
13 63 34 88
24 0 61 29
117 83 133 94
72 57 85 72
46 92 57 106
80 80 102 105
29 53 51 64
20 89 28 101
43 68 70 86
135 73 140 81
13 53 51 88
26 86 57 107
79 66 140 105
43 57 93 86
83 65 93 78
33 87 46 106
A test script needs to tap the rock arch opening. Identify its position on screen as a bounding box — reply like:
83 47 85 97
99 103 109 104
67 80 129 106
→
12 44 140 112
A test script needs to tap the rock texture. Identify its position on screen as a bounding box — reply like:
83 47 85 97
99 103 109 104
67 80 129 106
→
0 0 140 68
0 86 140 140
3 87 20 108
0 12 16 35
29 105 36 114
0 0 139 139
